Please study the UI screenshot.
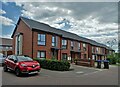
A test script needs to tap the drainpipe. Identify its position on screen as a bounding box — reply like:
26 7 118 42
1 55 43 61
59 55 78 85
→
60 35 62 60
32 31 33 58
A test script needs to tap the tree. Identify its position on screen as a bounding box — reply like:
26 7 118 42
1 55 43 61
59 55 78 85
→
107 53 119 64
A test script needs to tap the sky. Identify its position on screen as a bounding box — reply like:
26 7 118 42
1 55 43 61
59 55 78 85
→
0 1 118 51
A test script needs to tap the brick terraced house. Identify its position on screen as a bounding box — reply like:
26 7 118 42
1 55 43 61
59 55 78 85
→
11 17 114 66
0 38 13 56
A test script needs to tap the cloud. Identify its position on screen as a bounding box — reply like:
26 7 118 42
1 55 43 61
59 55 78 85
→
68 16 118 37
0 16 14 26
20 3 73 20
0 9 6 14
14 2 118 51
67 15 118 50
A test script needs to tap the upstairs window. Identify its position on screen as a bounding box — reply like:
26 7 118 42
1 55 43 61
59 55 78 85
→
96 47 99 53
78 42 80 51
92 47 95 53
83 43 86 51
38 34 46 45
52 36 57 47
102 48 104 54
83 43 86 47
62 39 67 49
71 41 74 50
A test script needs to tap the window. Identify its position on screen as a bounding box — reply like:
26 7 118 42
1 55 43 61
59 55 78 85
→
12 55 17 61
96 47 98 53
102 48 104 54
38 34 46 45
6 46 9 49
9 47 12 49
83 43 86 47
84 54 87 59
92 47 95 53
62 39 67 49
37 51 46 58
78 42 80 51
62 53 67 61
71 41 74 50
83 43 86 51
15 34 23 55
52 36 57 47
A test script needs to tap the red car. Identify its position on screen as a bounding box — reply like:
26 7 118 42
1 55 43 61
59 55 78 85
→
4 55 40 76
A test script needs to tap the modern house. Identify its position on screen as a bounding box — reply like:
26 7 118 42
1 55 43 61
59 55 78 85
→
0 37 13 56
11 17 114 66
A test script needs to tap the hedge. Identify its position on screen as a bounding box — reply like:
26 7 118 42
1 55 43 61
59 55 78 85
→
107 58 116 64
33 58 70 71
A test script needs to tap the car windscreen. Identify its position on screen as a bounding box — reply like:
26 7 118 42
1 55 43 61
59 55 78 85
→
17 56 33 62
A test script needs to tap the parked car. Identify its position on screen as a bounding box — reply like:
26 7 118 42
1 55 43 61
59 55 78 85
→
0 53 6 66
4 55 40 76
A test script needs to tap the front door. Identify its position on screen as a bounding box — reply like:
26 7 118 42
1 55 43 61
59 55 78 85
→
71 52 75 63
52 49 58 60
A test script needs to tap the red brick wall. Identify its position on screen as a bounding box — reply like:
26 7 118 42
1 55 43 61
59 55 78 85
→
81 42 88 59
32 31 63 60
88 44 92 59
32 31 51 59
61 39 71 59
12 20 32 57
57 35 62 60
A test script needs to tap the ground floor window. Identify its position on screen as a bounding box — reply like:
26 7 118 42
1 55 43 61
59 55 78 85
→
37 51 46 58
92 55 95 60
62 53 67 61
84 54 87 59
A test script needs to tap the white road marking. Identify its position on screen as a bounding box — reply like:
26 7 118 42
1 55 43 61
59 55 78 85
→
76 71 84 74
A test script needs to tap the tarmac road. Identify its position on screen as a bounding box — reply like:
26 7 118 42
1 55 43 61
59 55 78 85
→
1 64 119 85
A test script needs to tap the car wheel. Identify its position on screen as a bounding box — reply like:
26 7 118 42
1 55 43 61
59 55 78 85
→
3 65 8 72
15 68 21 77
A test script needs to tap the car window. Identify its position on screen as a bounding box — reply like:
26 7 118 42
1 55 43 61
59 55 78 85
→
17 56 33 62
8 55 16 61
7 55 12 60
12 55 17 61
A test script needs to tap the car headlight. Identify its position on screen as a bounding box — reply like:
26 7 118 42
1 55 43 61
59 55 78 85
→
37 63 40 66
21 64 27 67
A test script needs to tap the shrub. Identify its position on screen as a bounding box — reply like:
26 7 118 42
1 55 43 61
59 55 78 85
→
107 58 116 64
107 53 117 64
33 58 70 71
117 59 120 63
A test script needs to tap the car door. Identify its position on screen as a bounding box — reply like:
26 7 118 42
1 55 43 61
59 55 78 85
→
10 55 17 70
7 55 13 69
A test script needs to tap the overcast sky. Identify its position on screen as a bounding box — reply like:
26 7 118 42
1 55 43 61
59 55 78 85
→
0 1 118 51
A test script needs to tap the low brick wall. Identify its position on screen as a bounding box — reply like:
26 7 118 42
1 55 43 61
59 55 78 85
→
76 59 95 67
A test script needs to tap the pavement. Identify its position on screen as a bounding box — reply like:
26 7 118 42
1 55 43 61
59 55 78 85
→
1 64 119 85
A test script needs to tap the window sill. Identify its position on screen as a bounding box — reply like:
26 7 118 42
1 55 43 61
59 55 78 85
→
38 45 46 46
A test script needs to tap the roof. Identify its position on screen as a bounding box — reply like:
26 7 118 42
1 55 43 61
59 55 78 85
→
0 37 12 46
11 17 114 51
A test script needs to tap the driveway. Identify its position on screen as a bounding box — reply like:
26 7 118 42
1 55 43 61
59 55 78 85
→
1 64 118 85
